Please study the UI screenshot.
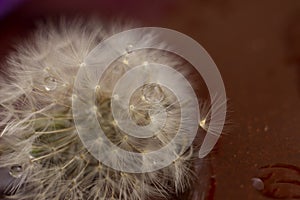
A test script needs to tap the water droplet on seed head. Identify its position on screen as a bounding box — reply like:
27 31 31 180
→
44 76 57 91
9 165 23 178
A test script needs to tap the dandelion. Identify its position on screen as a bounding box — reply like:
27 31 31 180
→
0 18 224 200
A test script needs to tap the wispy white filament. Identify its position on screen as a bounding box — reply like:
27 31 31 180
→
0 19 204 200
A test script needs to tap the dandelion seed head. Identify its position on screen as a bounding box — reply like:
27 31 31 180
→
0 18 205 200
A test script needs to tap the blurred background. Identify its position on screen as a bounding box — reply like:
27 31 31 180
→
0 0 300 199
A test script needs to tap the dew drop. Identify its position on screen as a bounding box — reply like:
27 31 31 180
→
44 76 57 91
142 83 165 104
251 177 264 191
9 165 23 178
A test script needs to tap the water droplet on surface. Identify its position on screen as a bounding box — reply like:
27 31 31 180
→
44 76 57 91
9 165 23 178
142 83 165 104
251 177 264 191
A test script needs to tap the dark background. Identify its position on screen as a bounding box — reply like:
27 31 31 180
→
0 0 300 199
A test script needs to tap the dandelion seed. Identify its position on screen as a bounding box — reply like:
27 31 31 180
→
80 62 86 67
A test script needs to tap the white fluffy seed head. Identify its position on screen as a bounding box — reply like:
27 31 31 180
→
0 18 203 200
